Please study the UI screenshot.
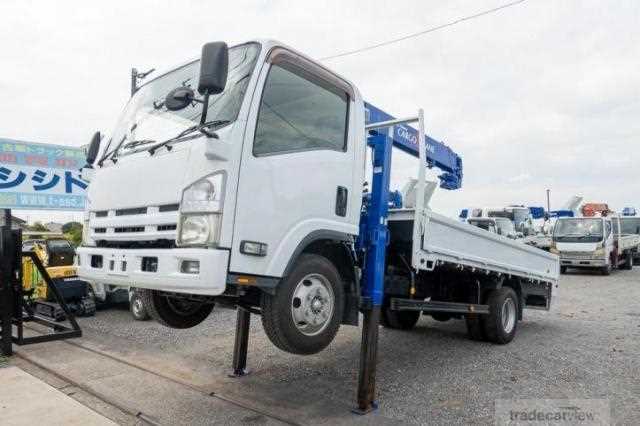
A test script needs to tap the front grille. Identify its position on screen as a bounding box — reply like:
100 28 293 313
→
115 207 147 216
91 203 178 248
561 252 597 259
96 240 175 249
114 226 145 233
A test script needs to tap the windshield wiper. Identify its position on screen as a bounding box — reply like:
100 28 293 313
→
123 139 156 149
148 120 229 155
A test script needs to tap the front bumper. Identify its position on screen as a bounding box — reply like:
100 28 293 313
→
77 246 229 296
559 256 607 267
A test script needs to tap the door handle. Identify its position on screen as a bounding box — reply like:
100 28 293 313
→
335 186 348 217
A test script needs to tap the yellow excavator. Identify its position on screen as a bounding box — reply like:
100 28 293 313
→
22 235 95 320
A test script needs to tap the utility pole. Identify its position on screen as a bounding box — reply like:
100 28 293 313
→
546 189 551 212
130 67 156 97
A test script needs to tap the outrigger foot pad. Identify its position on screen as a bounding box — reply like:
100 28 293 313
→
228 368 250 378
351 401 378 415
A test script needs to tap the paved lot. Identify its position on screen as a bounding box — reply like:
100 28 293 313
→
17 268 640 424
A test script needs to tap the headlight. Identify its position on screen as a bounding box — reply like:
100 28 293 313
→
594 247 605 256
549 247 559 254
181 173 225 213
177 214 220 246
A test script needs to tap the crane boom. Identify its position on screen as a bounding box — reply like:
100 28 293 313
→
365 102 463 190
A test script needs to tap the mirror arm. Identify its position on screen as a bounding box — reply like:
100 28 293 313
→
199 92 210 125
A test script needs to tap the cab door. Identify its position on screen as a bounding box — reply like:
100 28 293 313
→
230 48 361 277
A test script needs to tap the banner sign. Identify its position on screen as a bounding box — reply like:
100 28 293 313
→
0 138 88 210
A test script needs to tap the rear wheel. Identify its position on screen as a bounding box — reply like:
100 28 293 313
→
483 287 518 344
140 289 213 329
381 308 420 330
560 266 567 274
261 254 344 355
623 252 633 270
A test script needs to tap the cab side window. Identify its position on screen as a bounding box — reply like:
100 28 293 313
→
605 221 612 238
253 63 349 156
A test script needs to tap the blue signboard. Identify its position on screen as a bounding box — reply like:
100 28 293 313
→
0 138 87 210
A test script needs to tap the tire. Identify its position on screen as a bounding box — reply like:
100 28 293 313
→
430 313 451 322
139 289 213 329
560 266 567 274
465 314 486 341
260 254 344 355
623 252 633 270
130 291 150 321
601 263 612 276
381 307 420 330
483 287 519 344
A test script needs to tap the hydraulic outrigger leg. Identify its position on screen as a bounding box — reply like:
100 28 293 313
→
230 306 251 377
354 129 393 413
355 110 426 413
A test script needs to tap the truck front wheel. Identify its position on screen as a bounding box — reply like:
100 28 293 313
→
261 254 344 355
140 289 213 329
483 287 518 344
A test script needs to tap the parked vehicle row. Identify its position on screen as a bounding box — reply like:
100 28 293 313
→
550 215 639 275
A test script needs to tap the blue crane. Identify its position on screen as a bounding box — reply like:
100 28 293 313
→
365 103 463 190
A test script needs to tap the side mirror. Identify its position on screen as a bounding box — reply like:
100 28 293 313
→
85 131 101 167
198 42 229 95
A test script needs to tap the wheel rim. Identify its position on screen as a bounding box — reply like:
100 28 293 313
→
501 297 516 334
291 273 334 336
132 298 143 316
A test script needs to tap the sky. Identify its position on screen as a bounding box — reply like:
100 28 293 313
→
1 0 639 223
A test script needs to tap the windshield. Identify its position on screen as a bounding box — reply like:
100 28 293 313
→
108 43 260 159
47 239 73 252
469 220 494 232
620 218 640 235
553 219 604 243
495 219 516 235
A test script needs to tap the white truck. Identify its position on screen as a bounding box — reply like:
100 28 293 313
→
618 217 640 262
77 39 558 358
551 216 640 275
467 217 520 239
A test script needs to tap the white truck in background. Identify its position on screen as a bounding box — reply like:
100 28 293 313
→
467 217 520 239
76 39 558 356
551 215 639 275
618 217 640 262
460 206 534 237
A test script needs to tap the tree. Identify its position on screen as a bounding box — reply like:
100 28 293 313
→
62 221 82 234
62 222 83 247
29 222 49 232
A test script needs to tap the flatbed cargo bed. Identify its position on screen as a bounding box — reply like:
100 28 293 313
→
388 208 559 286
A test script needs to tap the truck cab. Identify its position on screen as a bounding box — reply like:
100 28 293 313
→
467 217 519 239
79 39 366 352
552 216 637 274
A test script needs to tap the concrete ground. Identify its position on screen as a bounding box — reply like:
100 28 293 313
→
12 268 640 425
0 365 116 426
